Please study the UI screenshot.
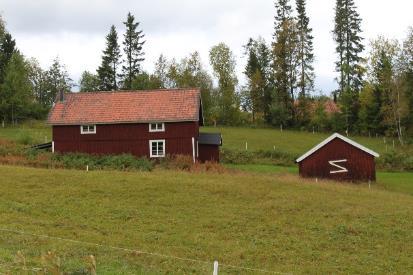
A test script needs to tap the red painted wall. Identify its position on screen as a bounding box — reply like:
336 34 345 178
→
53 122 199 158
198 144 220 163
299 138 376 182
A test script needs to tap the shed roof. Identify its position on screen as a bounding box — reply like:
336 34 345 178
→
296 133 380 163
198 133 222 146
48 89 202 125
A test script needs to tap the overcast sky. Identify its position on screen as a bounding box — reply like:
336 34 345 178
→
1 0 412 93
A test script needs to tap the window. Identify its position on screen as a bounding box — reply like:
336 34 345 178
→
80 125 96 134
150 140 165 158
149 123 165 132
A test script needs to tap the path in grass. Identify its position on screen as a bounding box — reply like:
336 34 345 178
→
0 165 413 274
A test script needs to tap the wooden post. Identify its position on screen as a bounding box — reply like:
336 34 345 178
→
86 165 89 172
280 124 283 132
245 142 248 151
213 261 218 275
393 140 395 148
192 137 196 163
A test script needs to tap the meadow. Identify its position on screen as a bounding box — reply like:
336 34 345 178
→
0 123 413 273
0 165 413 274
202 126 412 158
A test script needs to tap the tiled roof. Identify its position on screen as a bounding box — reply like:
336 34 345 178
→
48 89 201 125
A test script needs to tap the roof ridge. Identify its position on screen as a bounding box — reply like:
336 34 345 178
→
296 133 380 163
67 88 201 95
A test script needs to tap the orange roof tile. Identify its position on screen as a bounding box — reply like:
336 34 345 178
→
48 89 201 125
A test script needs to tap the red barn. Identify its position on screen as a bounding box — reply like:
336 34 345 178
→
296 133 379 182
47 89 222 162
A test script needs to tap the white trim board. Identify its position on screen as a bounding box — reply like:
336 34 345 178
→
296 133 380 163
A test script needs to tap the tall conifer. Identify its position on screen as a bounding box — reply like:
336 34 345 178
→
97 25 121 91
121 12 145 89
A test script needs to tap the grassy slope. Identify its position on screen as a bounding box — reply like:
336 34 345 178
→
226 164 413 196
1 166 413 274
202 126 411 157
0 122 51 145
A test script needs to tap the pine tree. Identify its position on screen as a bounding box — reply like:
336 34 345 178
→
333 0 365 131
121 12 145 89
272 0 297 126
295 0 315 126
97 25 121 91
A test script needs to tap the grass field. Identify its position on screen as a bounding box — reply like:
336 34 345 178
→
202 126 412 158
0 121 51 145
225 164 413 196
1 165 413 274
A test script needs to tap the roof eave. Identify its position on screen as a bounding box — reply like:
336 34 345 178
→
296 133 380 163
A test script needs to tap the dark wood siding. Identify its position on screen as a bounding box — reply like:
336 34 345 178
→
299 138 376 182
198 144 220 163
53 122 199 158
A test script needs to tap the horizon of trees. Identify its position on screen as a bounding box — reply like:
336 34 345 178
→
0 2 412 142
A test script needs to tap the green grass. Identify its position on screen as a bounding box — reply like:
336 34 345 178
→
0 121 51 145
202 126 412 158
226 164 413 196
1 165 413 274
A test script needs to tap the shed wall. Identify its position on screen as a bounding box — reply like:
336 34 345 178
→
299 138 376 181
198 144 220 163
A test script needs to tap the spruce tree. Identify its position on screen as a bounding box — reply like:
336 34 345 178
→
333 0 365 131
97 25 121 91
272 0 297 126
295 0 315 126
121 12 145 89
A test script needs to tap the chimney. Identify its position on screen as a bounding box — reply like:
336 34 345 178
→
59 90 65 102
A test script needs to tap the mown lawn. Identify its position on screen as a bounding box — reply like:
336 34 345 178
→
202 126 412 157
0 165 413 274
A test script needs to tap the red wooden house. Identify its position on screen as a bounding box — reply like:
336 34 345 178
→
296 133 379 182
47 89 222 162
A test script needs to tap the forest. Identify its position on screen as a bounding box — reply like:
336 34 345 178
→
0 0 412 143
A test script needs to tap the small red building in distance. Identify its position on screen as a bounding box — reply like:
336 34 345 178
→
296 133 379 182
47 89 222 162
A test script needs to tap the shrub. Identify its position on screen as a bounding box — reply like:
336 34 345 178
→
220 149 254 164
158 155 194 171
52 153 154 172
220 148 295 166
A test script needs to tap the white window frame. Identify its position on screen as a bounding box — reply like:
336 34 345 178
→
80 125 96 135
150 139 166 158
149 122 165 132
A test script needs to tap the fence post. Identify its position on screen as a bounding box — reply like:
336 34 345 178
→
213 261 218 275
245 142 248 151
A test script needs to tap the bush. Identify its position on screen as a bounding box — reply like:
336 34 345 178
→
221 148 295 166
378 150 413 172
52 153 154 171
220 149 254 164
158 155 194 171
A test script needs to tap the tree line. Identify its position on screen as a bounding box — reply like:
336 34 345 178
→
0 1 412 142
